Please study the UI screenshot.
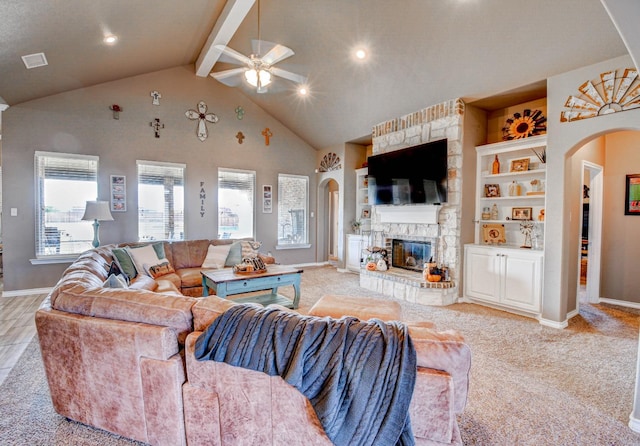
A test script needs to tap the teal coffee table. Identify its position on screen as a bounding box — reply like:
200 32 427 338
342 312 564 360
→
201 265 303 309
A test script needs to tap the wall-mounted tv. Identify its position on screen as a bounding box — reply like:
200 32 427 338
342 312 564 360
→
367 139 448 206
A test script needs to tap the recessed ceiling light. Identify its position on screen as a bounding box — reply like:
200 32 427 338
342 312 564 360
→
21 52 48 69
355 49 367 60
298 86 308 96
104 35 118 45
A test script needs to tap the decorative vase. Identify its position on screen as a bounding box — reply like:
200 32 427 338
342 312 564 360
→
492 155 500 174
491 203 499 220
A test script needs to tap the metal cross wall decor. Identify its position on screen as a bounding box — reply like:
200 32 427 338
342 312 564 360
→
150 118 164 138
185 101 219 142
262 127 273 146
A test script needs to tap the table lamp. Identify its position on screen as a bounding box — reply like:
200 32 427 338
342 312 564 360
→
82 201 114 248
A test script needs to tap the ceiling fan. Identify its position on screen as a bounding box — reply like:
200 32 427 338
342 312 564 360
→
210 0 307 93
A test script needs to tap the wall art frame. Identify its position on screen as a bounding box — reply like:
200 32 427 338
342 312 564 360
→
110 175 126 212
484 184 501 198
625 174 640 215
262 185 272 213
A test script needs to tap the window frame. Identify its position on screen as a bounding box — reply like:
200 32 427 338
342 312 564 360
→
276 173 310 249
34 151 99 259
136 160 186 242
217 167 256 240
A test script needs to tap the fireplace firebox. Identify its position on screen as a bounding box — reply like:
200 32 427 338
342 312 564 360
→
391 239 432 272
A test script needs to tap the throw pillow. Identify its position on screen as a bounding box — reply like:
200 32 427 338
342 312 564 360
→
103 273 128 288
147 261 176 279
112 248 138 279
108 261 129 285
202 243 232 269
225 241 243 267
241 240 262 259
126 242 174 278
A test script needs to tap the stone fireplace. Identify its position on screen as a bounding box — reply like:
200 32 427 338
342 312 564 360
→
359 98 467 306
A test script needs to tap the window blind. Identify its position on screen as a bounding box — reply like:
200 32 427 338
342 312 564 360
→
218 168 255 239
137 160 185 241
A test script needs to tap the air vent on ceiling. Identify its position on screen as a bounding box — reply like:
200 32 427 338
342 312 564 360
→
21 52 48 69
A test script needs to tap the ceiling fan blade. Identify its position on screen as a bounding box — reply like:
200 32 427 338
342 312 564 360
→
211 68 246 86
252 40 294 65
271 67 307 84
214 45 252 66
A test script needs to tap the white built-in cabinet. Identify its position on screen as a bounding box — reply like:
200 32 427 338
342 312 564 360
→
464 135 547 317
464 244 542 314
346 234 368 272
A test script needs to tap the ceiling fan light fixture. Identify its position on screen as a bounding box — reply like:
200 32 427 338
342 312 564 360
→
245 68 272 89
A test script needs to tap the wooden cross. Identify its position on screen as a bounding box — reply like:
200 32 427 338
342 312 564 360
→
236 131 245 144
262 127 273 146
150 90 162 105
185 101 218 142
150 118 164 138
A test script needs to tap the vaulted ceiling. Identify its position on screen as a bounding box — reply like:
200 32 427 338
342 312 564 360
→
0 0 635 149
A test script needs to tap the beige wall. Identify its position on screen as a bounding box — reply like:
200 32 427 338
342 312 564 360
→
1 65 318 291
486 98 547 144
601 131 640 303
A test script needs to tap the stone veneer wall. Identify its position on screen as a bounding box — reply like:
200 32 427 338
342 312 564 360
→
370 98 465 290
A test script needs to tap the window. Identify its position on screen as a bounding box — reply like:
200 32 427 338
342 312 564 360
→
137 160 185 241
218 168 255 239
35 152 98 257
277 174 309 246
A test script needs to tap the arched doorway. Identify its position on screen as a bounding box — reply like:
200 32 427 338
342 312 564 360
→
316 176 341 266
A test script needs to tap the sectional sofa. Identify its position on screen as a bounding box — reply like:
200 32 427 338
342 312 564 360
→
35 239 471 445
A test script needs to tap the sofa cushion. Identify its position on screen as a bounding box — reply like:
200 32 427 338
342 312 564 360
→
113 247 138 279
202 243 232 269
127 243 174 278
170 239 211 270
103 273 128 288
177 267 205 289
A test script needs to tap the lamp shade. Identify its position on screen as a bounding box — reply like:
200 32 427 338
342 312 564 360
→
82 201 114 221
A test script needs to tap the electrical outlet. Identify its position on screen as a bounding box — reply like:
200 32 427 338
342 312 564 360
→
10 208 17 217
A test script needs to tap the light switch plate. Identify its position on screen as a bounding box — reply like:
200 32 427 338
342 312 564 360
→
10 208 17 216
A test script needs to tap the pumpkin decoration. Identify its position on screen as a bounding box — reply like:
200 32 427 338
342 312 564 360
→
366 261 377 271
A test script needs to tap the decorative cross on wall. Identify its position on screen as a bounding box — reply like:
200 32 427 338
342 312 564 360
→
262 127 273 146
185 101 218 142
236 131 245 144
150 90 162 106
150 118 164 138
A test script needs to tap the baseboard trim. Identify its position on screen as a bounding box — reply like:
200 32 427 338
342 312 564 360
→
2 287 53 297
629 414 640 433
566 308 579 319
289 261 329 268
538 317 569 329
599 297 640 310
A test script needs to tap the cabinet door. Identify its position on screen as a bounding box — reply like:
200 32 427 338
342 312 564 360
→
464 247 501 303
502 253 541 312
346 236 363 271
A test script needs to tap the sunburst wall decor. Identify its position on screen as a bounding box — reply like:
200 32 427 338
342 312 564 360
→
319 152 341 172
501 109 547 140
560 68 640 122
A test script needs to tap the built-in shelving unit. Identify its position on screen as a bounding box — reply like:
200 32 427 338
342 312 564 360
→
464 134 547 318
355 167 371 231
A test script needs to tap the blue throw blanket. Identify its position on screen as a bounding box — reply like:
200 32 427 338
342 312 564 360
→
194 304 417 446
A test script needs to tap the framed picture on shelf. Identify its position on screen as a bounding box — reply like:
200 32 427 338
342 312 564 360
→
511 207 532 220
510 158 530 172
625 174 640 215
484 184 501 197
482 223 506 244
361 208 370 219
110 175 126 212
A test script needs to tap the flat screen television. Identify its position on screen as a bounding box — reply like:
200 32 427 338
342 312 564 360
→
367 139 448 205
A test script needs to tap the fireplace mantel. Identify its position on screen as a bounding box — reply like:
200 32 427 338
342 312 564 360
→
375 204 441 224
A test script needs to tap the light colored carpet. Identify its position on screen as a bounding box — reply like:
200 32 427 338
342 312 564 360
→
2 265 640 445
